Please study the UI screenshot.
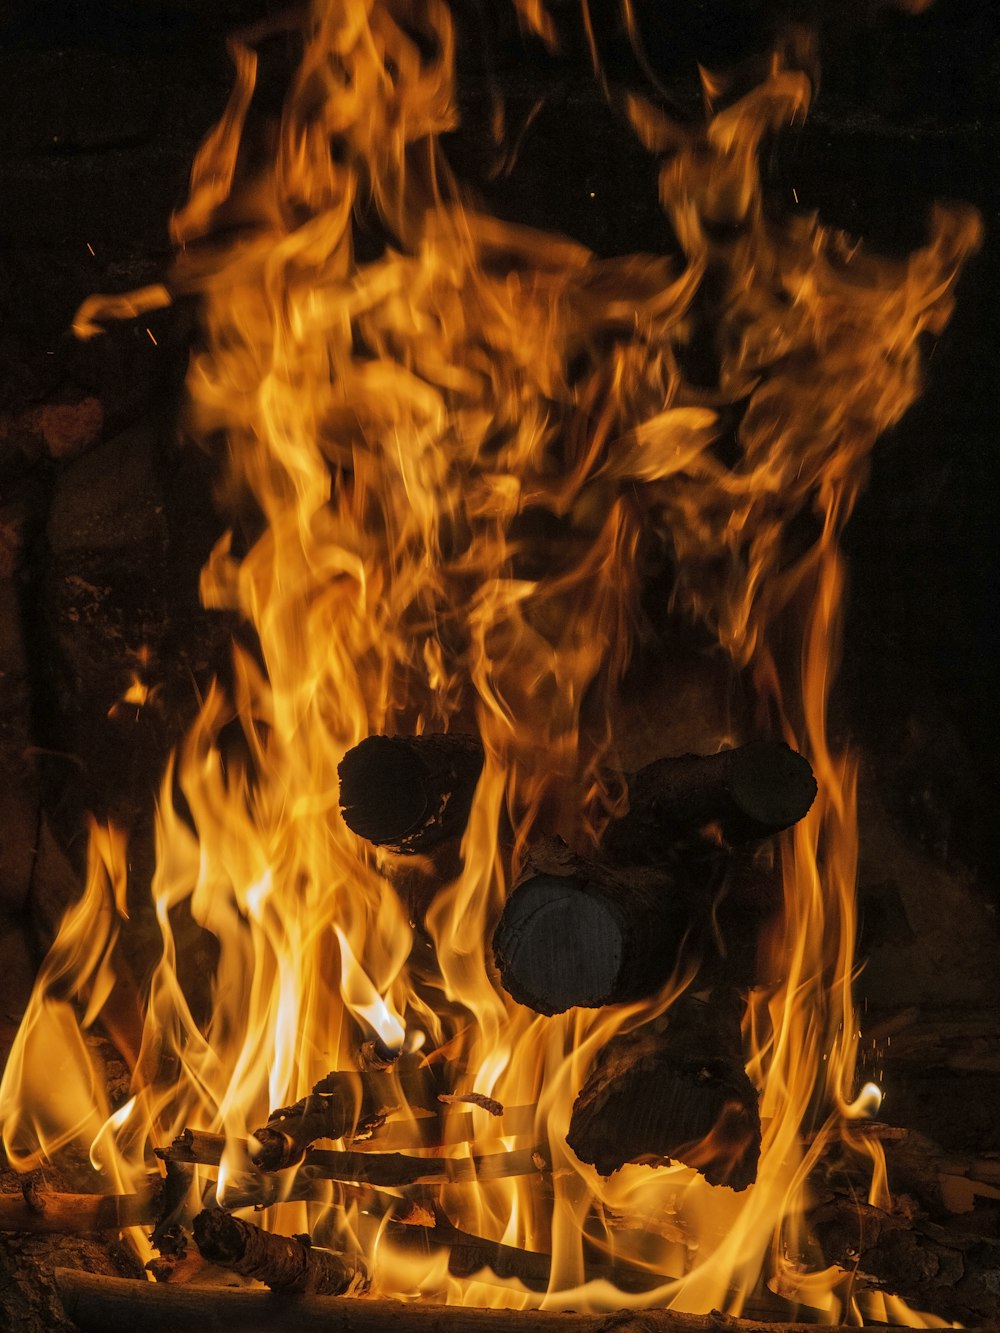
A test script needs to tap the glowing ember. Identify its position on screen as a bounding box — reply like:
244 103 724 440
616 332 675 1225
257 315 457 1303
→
0 0 980 1322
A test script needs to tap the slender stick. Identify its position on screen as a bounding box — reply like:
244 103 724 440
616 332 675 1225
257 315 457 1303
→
54 1269 942 1333
0 1187 160 1233
382 1222 657 1295
157 1104 537 1167
192 1209 367 1295
301 1146 545 1186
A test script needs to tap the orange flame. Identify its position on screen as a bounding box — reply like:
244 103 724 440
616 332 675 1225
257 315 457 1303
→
0 0 980 1319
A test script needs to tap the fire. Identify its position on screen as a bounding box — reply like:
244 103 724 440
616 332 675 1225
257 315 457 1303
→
0 0 980 1321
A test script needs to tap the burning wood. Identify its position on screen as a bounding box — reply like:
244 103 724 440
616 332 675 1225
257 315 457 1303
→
492 840 690 1014
338 734 484 853
54 1269 948 1333
0 1185 161 1234
606 741 818 854
567 989 761 1190
192 1209 367 1295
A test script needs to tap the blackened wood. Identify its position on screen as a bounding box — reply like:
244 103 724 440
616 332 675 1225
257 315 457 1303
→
53 1270 942 1333
251 1084 389 1172
606 740 817 856
567 989 760 1189
156 1101 538 1168
382 1221 661 1295
338 734 484 853
810 1189 1000 1325
300 1145 544 1186
491 840 692 1015
192 1209 366 1294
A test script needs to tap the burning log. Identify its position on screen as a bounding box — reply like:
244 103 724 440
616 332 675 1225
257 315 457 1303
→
605 740 818 857
0 1186 161 1233
492 840 691 1014
250 1081 390 1172
192 1209 367 1294
54 1269 951 1333
340 735 814 861
338 734 484 853
567 989 760 1189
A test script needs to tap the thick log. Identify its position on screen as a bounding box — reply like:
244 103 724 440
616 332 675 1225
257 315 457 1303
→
493 837 781 1014
338 734 484 853
567 989 760 1189
192 1209 367 1295
605 740 817 856
492 840 691 1014
53 1269 946 1333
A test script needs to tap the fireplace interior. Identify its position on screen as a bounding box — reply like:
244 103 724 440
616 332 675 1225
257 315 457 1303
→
0 1 998 1330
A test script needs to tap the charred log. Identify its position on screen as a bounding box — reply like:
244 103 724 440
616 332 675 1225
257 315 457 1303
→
192 1209 367 1295
338 734 484 853
567 989 760 1189
605 740 817 857
54 1269 952 1333
492 840 691 1014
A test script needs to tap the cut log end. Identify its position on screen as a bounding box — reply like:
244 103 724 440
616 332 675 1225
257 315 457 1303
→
338 735 429 844
726 741 818 837
338 733 484 853
492 874 625 1015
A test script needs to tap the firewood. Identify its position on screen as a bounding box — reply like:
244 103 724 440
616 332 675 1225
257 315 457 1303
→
301 1145 544 1186
567 989 760 1189
382 1220 662 1294
0 1186 161 1233
157 1102 538 1169
606 741 817 856
192 1209 367 1294
54 1269 948 1333
338 733 484 853
492 840 691 1014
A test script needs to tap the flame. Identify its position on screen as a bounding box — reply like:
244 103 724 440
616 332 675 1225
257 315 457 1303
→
0 0 980 1321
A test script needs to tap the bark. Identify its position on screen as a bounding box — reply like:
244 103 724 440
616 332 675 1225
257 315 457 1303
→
192 1209 367 1295
567 989 760 1190
54 1269 944 1333
338 734 484 853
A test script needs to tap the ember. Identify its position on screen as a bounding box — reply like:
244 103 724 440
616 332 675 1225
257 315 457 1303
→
0 0 988 1329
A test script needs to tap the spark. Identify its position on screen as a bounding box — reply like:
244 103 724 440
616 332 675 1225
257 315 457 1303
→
146 327 158 346
792 188 799 204
86 242 95 256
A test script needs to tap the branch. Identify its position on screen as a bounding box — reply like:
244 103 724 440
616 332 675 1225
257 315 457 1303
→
192 1209 367 1295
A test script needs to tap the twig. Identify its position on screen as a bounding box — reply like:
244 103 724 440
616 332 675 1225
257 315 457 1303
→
192 1209 367 1295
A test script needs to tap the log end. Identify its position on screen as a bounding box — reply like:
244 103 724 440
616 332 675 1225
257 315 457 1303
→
338 735 429 844
492 874 624 1015
728 741 817 838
